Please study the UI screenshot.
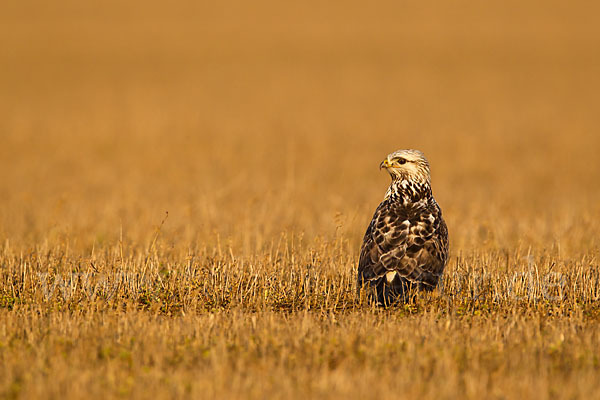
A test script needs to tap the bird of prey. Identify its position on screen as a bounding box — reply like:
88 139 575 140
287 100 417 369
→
358 149 448 305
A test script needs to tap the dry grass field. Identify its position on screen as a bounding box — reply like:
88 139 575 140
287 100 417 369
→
1 0 600 398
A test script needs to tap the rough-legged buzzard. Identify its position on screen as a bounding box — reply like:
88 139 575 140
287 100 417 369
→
358 150 449 305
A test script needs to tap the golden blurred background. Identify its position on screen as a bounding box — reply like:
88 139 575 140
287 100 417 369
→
2 2 600 398
1 0 599 258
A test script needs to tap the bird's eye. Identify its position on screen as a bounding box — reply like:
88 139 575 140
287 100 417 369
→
397 158 407 165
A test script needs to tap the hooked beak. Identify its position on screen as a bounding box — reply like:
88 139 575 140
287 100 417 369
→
380 158 391 170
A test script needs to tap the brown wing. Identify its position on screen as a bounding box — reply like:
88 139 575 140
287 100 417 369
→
358 198 448 291
358 199 409 286
404 200 448 289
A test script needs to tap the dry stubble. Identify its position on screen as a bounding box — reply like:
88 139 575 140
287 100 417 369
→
1 0 600 399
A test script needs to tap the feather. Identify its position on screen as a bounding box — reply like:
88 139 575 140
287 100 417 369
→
358 150 449 305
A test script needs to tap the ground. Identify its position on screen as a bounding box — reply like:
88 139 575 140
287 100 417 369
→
1 1 600 398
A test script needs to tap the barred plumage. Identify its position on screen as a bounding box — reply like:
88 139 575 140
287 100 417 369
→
358 150 449 305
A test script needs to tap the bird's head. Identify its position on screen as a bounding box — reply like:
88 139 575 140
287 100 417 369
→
380 149 431 184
